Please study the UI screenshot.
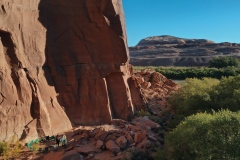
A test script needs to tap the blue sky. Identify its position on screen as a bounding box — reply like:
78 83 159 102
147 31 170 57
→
122 0 240 46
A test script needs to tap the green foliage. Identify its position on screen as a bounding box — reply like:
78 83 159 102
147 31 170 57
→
0 142 9 157
157 110 240 160
122 149 154 160
168 78 219 115
132 65 240 80
136 109 151 117
168 76 240 127
210 76 240 111
0 136 22 160
132 66 157 71
209 56 240 68
31 142 40 152
155 66 240 79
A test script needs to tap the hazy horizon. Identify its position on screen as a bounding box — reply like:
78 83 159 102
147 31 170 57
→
122 0 240 46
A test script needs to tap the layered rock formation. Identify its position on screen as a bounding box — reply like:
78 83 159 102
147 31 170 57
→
130 35 240 66
0 0 144 142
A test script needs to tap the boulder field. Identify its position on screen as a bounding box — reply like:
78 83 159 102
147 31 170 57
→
0 0 146 142
41 117 161 160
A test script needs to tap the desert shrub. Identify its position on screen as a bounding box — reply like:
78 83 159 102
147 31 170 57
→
156 110 240 160
168 78 219 115
209 75 240 111
136 109 151 117
0 142 9 156
209 56 240 68
31 142 40 152
149 115 164 124
125 149 153 160
168 76 240 128
0 136 22 159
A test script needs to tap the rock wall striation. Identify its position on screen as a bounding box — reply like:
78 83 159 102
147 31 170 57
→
130 35 240 66
0 0 144 142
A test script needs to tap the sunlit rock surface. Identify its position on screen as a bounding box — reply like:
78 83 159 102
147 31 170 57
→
0 0 144 142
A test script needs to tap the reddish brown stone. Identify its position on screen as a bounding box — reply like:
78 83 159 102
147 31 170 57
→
115 136 127 149
126 134 134 145
74 143 96 155
105 134 117 142
128 125 142 132
95 130 109 141
0 0 143 141
134 131 147 144
96 140 104 149
136 138 152 149
136 116 160 129
106 140 120 153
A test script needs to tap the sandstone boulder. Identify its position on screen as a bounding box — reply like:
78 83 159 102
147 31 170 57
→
128 125 142 132
95 140 104 149
106 140 120 153
136 138 152 149
95 130 109 141
136 116 160 129
105 134 117 142
115 136 127 149
126 134 134 145
134 131 147 144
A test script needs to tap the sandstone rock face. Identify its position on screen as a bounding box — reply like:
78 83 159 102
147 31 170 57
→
0 0 72 142
130 35 240 66
0 0 138 142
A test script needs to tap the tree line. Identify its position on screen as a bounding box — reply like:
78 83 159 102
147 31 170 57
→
134 57 240 79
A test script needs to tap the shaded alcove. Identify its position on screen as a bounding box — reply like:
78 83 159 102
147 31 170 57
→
0 31 18 67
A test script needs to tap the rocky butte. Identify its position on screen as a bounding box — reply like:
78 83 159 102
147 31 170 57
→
0 0 145 142
130 35 240 66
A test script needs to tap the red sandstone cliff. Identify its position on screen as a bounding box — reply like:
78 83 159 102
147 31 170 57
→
0 0 144 142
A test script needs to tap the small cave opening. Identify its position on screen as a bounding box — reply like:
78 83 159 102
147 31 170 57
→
1 5 6 13
0 31 18 67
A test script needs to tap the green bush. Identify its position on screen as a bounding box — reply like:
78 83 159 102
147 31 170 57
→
0 136 22 160
129 150 153 160
168 77 219 115
136 110 151 117
149 115 164 124
209 57 240 68
210 75 240 111
156 110 240 160
0 142 9 156
168 76 240 127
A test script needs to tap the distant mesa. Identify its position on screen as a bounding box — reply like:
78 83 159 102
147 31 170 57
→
129 35 240 66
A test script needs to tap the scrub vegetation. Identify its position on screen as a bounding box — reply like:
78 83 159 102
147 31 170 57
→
133 57 240 79
134 57 240 159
